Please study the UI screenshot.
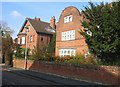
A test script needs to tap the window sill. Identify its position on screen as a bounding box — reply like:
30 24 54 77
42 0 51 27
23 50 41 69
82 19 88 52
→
61 39 75 42
61 38 85 42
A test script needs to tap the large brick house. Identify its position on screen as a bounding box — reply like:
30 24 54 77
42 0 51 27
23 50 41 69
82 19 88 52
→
17 17 55 54
55 6 88 57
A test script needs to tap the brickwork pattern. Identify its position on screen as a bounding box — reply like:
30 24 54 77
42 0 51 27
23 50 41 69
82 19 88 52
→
13 58 119 85
56 6 88 56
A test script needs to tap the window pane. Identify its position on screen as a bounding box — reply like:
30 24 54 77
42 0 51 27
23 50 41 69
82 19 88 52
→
64 15 72 23
59 48 76 57
21 37 25 44
30 35 33 42
61 30 75 41
69 15 72 22
64 17 67 23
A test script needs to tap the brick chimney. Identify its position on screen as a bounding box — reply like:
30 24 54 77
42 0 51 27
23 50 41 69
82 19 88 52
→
50 16 56 29
35 17 40 21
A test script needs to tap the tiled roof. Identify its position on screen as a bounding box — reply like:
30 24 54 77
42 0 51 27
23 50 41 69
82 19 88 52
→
27 18 55 35
18 32 26 35
18 18 55 35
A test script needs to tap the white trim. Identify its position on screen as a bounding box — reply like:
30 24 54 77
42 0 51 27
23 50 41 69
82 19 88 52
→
21 37 25 44
61 30 75 41
59 48 76 57
64 15 73 23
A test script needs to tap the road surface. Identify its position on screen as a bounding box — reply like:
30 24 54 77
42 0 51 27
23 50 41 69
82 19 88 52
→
2 65 102 86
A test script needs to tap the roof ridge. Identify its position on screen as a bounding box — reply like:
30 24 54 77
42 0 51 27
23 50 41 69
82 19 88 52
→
18 17 54 35
27 18 50 24
27 18 54 35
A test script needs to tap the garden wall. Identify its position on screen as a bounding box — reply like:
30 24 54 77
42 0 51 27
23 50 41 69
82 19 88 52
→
13 58 119 85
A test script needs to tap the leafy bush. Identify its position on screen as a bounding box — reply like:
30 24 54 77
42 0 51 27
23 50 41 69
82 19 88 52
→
54 54 99 65
68 55 86 64
85 54 97 65
32 47 55 61
96 58 120 66
54 56 61 62
32 47 44 61
15 45 25 58
54 54 87 64
45 53 55 61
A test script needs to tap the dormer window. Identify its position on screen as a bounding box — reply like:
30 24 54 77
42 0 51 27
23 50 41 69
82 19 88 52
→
64 15 73 23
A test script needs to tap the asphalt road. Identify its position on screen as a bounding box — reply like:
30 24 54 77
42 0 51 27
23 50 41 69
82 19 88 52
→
1 65 102 86
2 70 60 85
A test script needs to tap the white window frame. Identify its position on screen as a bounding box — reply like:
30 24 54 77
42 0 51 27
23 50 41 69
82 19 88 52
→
61 30 75 41
21 37 25 44
68 15 72 22
64 15 73 23
59 48 76 57
30 35 33 42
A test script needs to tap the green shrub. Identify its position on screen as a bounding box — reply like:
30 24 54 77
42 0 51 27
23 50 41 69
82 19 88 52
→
55 54 86 64
55 56 61 62
85 54 97 65
96 58 120 66
69 54 85 64
32 47 55 61
55 54 99 65
45 53 55 61
32 47 43 61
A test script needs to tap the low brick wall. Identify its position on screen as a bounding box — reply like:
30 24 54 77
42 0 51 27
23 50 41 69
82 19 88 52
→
13 58 120 85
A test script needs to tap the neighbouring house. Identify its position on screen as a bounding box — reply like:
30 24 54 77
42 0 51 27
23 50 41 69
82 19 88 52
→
55 6 88 57
14 38 18 44
17 17 56 55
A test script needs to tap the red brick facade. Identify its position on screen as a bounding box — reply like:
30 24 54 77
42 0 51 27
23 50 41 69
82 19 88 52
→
17 6 88 57
17 17 54 54
56 6 88 57
17 20 37 49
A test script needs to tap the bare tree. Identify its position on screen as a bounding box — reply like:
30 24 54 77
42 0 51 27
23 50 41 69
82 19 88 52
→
0 21 14 66
0 20 14 37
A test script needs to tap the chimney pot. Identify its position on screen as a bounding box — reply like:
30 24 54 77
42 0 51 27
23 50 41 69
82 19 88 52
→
50 16 56 29
35 17 40 21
